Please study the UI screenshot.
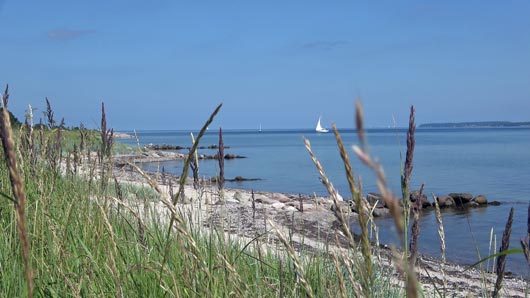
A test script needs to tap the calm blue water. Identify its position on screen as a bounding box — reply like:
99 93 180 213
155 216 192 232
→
118 128 530 277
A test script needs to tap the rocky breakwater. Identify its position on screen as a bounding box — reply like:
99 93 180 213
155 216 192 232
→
145 144 231 150
327 190 502 220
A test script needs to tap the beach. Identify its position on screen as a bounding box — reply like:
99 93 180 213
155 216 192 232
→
112 150 529 297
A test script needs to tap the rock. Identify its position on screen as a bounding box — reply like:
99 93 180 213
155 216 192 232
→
224 153 246 160
271 202 285 209
233 191 243 202
434 195 455 208
472 195 488 205
488 201 501 206
448 193 473 205
410 190 432 209
330 202 350 214
284 206 297 212
366 193 386 208
225 176 262 182
272 193 291 203
255 195 276 205
464 201 480 208
372 208 390 217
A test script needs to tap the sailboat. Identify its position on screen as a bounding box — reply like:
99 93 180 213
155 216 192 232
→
315 116 329 133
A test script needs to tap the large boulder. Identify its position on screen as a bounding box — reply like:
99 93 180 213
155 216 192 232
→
410 190 432 209
372 207 390 217
434 195 455 208
464 201 480 208
472 194 488 205
272 193 291 203
448 193 473 205
366 192 386 208
330 202 350 214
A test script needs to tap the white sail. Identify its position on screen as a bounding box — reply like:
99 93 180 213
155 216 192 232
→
315 116 329 133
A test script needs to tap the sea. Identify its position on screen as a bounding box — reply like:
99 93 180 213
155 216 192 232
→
117 127 530 277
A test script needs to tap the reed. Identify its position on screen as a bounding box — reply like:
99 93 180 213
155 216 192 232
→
408 183 424 264
45 97 55 128
352 101 419 297
0 85 34 297
522 203 530 267
218 127 225 192
492 207 514 297
332 124 373 282
433 193 448 292
190 133 200 189
401 105 416 258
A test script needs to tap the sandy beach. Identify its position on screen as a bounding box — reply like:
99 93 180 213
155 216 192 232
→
107 150 529 297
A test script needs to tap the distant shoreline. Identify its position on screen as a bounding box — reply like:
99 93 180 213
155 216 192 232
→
419 121 530 128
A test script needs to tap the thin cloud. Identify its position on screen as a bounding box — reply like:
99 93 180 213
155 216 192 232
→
47 29 94 41
300 41 349 51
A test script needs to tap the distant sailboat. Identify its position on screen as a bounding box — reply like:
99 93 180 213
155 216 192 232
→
259 123 262 133
315 116 329 133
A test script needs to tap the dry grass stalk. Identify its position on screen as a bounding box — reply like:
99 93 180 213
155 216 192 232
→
527 201 530 246
23 104 36 171
332 124 373 281
155 103 222 283
492 207 514 298
353 101 419 297
190 133 200 189
251 189 256 220
218 127 225 192
79 122 87 152
100 102 114 160
433 193 448 292
268 220 315 298
522 202 530 267
173 103 222 204
355 100 366 151
0 85 34 298
408 183 424 264
401 105 416 256
45 97 55 128
352 137 404 236
304 138 355 250
298 193 303 213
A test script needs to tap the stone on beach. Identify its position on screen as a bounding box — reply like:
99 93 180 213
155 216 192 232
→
434 195 456 207
472 194 488 205
448 192 473 205
410 190 432 208
366 192 386 208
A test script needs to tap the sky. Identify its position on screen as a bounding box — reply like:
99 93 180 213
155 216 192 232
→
0 1 529 130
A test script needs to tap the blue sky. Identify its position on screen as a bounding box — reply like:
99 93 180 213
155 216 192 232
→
0 1 529 130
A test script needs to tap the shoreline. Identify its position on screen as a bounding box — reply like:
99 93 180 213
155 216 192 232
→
110 152 529 297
